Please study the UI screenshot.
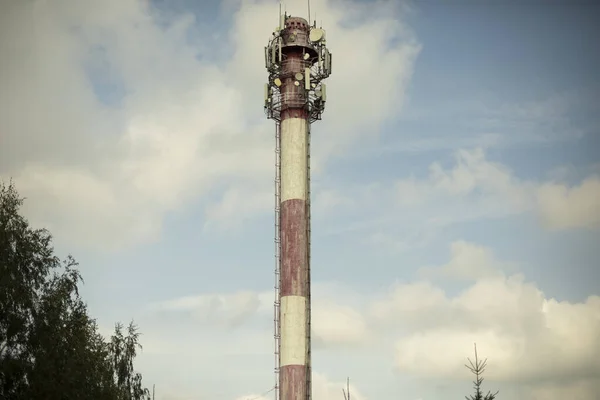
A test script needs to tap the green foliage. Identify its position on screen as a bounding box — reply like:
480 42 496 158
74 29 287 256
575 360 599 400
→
0 181 150 400
110 322 150 400
465 343 499 400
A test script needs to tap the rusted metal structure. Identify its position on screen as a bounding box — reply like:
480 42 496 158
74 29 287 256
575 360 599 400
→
264 11 332 400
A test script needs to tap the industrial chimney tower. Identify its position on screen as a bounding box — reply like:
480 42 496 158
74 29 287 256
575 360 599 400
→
264 10 332 400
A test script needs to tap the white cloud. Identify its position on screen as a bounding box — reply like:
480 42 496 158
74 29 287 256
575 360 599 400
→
0 0 420 249
312 187 357 215
312 301 368 347
109 241 600 399
394 148 533 216
312 373 366 400
153 284 370 347
523 379 600 400
369 242 600 390
323 148 600 252
418 241 511 281
203 185 273 233
537 176 600 230
153 291 261 328
394 149 600 232
148 241 600 390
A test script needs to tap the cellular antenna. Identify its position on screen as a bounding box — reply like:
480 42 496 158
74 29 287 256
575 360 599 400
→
307 0 311 25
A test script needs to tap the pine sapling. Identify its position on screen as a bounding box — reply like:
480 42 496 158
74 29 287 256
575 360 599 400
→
465 343 499 400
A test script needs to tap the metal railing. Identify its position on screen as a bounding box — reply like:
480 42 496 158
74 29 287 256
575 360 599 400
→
265 89 325 124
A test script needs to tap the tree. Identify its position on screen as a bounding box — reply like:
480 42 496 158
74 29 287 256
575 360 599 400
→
110 322 150 400
0 181 150 400
0 180 58 398
465 343 499 400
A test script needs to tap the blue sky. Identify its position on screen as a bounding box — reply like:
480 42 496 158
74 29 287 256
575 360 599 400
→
1 0 599 399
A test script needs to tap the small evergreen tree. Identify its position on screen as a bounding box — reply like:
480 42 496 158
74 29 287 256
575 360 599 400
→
465 343 498 400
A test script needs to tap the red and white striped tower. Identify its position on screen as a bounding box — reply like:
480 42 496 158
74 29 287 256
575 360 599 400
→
265 12 332 400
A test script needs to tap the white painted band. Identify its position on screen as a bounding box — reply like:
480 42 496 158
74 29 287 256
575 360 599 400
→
280 118 308 202
279 295 307 366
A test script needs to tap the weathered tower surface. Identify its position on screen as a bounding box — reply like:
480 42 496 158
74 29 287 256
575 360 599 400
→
264 12 332 400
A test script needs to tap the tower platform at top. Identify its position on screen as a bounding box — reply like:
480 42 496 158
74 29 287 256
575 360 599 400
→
279 16 319 59
264 13 332 123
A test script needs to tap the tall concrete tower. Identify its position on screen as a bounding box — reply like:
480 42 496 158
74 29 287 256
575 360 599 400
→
264 11 332 400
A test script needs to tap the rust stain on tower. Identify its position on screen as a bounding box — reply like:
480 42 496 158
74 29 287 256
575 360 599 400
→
264 10 332 400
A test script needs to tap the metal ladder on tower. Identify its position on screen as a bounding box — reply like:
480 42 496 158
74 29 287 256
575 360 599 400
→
305 122 312 400
274 121 282 400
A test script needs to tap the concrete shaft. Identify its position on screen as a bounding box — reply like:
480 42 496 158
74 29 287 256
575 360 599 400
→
279 75 310 400
278 16 312 400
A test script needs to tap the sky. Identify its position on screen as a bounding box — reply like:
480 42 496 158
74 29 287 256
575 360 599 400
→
1 0 599 399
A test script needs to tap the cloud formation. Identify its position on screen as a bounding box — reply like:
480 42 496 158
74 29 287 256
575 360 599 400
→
383 280 600 383
0 0 420 249
370 240 600 397
155 291 261 328
150 239 599 398
321 148 600 252
312 301 368 347
537 176 600 230
153 284 370 348
394 148 600 231
418 241 510 281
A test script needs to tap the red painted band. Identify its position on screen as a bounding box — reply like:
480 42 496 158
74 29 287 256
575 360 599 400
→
280 364 307 400
280 198 308 297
